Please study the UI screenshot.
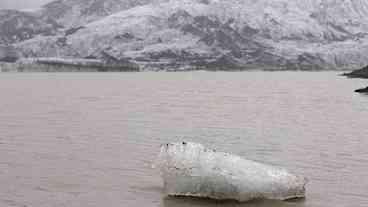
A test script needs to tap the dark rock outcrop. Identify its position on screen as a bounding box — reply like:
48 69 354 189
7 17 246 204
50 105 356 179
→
355 86 368 93
65 26 85 36
342 66 368 93
343 66 368 79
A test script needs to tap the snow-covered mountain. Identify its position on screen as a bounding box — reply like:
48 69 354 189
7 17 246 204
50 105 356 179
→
8 0 368 70
0 0 151 45
0 10 61 44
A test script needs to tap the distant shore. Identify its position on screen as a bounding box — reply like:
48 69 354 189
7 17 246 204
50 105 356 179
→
0 57 361 72
0 58 139 72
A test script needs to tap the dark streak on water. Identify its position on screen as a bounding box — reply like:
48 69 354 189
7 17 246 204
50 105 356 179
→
0 72 367 207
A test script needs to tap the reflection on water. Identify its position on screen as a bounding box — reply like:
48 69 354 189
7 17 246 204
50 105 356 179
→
0 72 367 207
162 196 306 207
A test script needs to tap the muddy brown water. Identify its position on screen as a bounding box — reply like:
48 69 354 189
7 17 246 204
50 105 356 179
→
0 72 367 207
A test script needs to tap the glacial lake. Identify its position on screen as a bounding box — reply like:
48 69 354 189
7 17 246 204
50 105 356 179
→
0 71 367 207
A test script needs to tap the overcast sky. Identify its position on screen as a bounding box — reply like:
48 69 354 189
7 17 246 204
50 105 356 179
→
0 0 52 10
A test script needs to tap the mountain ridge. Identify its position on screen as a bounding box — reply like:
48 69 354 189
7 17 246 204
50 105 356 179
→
3 0 368 70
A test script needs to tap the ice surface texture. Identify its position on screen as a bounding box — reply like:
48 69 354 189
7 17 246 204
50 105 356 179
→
157 142 307 202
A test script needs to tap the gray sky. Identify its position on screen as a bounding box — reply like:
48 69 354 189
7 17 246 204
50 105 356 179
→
0 0 52 10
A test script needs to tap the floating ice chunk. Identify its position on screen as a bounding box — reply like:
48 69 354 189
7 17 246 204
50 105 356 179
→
156 142 307 202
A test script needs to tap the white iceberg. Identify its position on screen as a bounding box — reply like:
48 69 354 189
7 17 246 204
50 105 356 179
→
156 142 307 202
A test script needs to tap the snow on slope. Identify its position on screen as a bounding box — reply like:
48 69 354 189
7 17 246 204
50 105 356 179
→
40 0 153 27
0 0 154 45
0 10 61 45
14 0 368 70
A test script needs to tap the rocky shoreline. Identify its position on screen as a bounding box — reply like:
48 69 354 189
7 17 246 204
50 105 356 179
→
0 57 139 72
355 86 368 94
342 66 368 79
342 65 368 94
